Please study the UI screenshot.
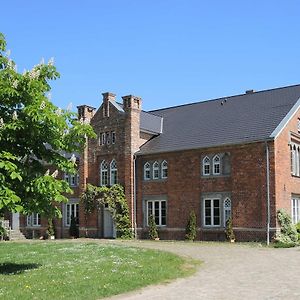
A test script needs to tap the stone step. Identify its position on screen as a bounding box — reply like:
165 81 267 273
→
9 230 27 240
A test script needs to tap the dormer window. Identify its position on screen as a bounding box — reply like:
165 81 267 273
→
203 156 210 175
144 162 151 180
153 161 159 179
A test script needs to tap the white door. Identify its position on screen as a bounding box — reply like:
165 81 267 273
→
12 212 20 230
103 208 116 238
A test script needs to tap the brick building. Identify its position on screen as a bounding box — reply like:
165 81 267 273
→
16 84 300 241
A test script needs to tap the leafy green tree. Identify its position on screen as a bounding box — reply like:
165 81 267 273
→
0 32 95 218
185 211 197 241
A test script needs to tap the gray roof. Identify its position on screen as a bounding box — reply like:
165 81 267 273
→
138 84 300 155
140 111 163 134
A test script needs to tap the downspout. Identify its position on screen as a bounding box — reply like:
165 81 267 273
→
133 154 137 239
265 141 271 245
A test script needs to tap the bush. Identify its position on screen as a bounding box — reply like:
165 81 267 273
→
148 215 158 240
295 222 300 241
274 209 298 246
0 223 7 240
185 211 197 241
69 216 79 238
225 217 235 241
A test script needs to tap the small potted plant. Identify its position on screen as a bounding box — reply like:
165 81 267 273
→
225 217 235 242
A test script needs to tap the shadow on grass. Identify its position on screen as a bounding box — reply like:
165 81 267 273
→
0 262 41 275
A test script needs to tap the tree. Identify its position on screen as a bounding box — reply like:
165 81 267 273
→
148 215 158 240
0 32 95 218
185 211 197 241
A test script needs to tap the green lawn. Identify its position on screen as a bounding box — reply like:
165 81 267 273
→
0 241 198 299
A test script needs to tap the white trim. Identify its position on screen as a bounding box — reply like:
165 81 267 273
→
153 161 159 179
270 97 300 139
110 159 118 185
203 198 221 227
100 160 108 186
161 160 168 179
144 162 151 180
203 156 210 176
146 199 167 226
212 155 220 175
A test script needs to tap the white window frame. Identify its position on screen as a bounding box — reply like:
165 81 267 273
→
100 160 108 186
146 200 167 226
27 213 41 227
144 162 151 180
153 161 159 179
223 198 232 226
292 197 300 224
203 156 210 176
161 160 168 179
110 159 118 185
203 198 221 227
65 203 79 226
101 133 106 145
213 155 221 175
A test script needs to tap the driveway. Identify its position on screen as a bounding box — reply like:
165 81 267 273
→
107 240 300 300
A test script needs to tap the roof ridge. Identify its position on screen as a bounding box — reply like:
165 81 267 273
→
148 83 300 113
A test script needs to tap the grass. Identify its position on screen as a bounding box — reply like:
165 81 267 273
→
0 241 198 299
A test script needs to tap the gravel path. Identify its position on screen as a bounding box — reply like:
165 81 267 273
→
106 240 300 300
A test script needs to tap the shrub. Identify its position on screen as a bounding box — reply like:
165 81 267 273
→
295 222 300 241
0 223 7 240
274 209 298 246
69 216 79 238
185 211 197 241
225 217 235 241
148 215 158 240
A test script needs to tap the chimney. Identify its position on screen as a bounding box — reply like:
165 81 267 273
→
245 89 255 94
102 92 116 117
77 105 96 123
122 95 142 111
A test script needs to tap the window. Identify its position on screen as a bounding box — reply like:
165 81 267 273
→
64 173 79 187
161 160 168 179
65 203 79 226
153 161 159 179
224 198 232 226
144 162 151 180
100 160 108 186
291 144 300 176
110 159 118 185
27 213 41 227
106 132 110 144
292 197 300 224
147 200 166 226
203 156 210 175
101 133 106 145
204 198 220 226
111 131 116 144
213 155 220 175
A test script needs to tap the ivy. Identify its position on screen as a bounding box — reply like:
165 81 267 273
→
80 184 133 239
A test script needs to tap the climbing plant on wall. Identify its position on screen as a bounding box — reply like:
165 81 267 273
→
80 184 133 239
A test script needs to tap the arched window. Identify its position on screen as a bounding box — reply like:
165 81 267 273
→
144 162 151 180
100 160 108 186
297 147 300 177
213 155 220 175
161 160 168 179
203 156 210 175
224 198 232 226
292 145 297 176
110 159 118 185
153 161 159 179
222 153 231 175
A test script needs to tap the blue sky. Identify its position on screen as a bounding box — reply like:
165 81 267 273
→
1 1 300 111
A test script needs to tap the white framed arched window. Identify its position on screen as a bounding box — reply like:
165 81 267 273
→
203 156 210 176
213 155 220 175
144 162 151 180
110 159 118 185
153 161 159 179
161 160 168 179
100 160 108 186
224 198 232 226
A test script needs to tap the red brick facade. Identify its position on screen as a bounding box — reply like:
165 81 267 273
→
18 90 300 242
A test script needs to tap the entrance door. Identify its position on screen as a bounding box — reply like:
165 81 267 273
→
12 212 19 230
103 208 116 238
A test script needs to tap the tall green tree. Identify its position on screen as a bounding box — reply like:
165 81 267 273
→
0 33 95 218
